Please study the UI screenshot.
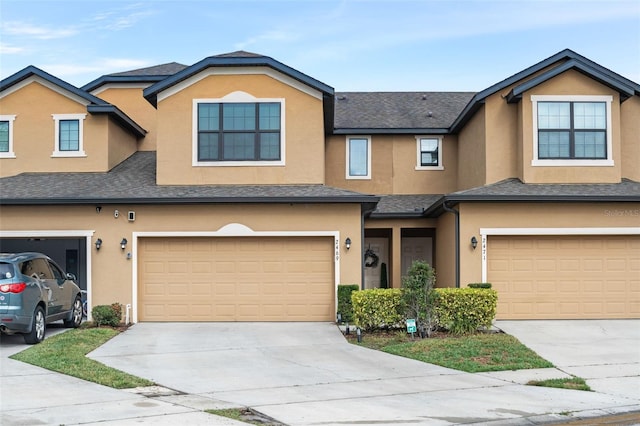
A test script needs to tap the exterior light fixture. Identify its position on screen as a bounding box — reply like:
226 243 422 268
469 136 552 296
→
95 238 102 250
345 237 351 250
471 236 478 250
120 238 128 250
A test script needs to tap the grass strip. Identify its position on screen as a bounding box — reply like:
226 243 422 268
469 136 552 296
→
527 377 592 391
10 328 154 389
356 332 554 372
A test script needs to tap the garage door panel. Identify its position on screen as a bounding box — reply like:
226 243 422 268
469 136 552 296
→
489 235 639 319
138 236 334 322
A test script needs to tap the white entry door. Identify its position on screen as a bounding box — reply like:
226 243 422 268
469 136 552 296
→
401 237 433 276
363 238 389 289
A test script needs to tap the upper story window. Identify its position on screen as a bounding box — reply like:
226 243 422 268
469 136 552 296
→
52 113 86 157
531 95 612 167
193 93 284 167
415 136 443 170
346 136 371 179
0 115 16 158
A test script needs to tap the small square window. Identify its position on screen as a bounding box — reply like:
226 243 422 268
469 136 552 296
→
415 136 443 170
52 114 86 157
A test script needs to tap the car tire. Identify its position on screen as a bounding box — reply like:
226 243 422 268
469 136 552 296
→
24 306 46 344
64 296 83 328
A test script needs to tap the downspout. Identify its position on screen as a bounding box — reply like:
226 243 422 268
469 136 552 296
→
442 201 460 288
361 208 366 290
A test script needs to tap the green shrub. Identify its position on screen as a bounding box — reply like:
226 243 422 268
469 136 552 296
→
468 282 492 289
352 288 403 331
92 304 122 327
337 284 359 323
401 261 438 336
434 288 498 335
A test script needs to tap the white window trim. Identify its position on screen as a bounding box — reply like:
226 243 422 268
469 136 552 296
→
192 91 286 167
415 135 444 170
479 227 640 282
51 113 87 157
531 95 613 167
345 135 371 180
0 115 17 158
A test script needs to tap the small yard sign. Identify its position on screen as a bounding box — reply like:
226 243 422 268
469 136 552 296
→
406 319 417 333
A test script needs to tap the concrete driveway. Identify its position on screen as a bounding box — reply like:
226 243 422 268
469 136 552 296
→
2 321 639 425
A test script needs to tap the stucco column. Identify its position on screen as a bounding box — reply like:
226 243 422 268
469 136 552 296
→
391 226 402 288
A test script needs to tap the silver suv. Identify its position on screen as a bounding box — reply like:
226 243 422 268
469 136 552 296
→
0 252 83 344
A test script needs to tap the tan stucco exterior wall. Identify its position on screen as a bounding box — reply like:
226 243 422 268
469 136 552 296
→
0 203 363 312
458 202 640 285
520 70 622 184
93 86 156 151
0 80 138 177
621 96 640 182
456 105 486 190
155 74 325 185
484 92 519 184
434 211 456 288
325 134 458 195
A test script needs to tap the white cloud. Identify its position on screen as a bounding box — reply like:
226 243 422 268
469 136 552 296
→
0 43 25 55
234 30 298 50
2 21 78 40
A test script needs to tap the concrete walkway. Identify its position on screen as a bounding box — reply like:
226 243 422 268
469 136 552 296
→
1 321 639 425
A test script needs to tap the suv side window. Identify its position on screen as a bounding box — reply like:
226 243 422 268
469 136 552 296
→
24 258 53 280
48 261 65 281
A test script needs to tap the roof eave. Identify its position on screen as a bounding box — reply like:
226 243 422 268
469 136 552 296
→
333 127 450 135
82 75 168 92
86 105 147 138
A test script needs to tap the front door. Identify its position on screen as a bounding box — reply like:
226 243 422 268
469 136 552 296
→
363 238 389 289
401 237 433 275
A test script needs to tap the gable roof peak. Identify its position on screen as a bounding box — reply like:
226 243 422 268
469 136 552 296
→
213 50 264 58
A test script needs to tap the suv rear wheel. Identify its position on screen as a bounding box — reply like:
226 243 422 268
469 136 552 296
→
24 306 45 344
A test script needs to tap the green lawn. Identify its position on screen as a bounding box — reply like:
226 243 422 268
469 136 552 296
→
352 331 554 372
10 327 153 389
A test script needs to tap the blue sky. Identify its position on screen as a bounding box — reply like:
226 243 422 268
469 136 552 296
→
1 0 638 92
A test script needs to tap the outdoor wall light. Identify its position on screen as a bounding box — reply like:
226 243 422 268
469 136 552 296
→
471 236 478 250
95 238 102 250
120 238 128 250
345 237 352 250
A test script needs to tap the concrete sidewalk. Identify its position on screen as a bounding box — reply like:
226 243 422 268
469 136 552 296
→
2 321 639 425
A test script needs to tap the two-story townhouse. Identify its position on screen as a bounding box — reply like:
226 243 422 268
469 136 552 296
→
1 49 638 325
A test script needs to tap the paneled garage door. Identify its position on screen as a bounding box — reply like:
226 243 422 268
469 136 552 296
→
138 237 335 321
488 235 639 319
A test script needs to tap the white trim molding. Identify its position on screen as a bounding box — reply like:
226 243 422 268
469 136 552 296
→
0 115 17 158
415 135 444 171
345 135 371 180
192 93 286 167
51 113 87 157
479 227 640 282
131 223 341 323
531 95 613 167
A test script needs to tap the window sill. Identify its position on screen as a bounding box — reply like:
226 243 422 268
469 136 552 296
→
0 153 16 159
194 160 285 167
51 152 87 158
346 175 371 180
415 165 444 171
531 159 614 167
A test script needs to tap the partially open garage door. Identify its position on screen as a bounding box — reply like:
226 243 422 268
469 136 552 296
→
488 235 639 319
138 237 335 321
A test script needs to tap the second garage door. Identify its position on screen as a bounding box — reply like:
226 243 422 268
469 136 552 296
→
488 235 639 319
138 236 335 322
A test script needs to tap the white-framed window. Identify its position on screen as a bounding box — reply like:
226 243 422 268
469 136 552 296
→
531 95 613 167
0 115 16 158
52 113 86 157
415 136 443 170
346 135 371 179
193 92 285 167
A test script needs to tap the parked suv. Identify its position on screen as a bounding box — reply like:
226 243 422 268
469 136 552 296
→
0 252 83 344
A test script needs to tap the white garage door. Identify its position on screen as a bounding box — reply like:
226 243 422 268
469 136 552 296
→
488 235 639 319
138 237 335 321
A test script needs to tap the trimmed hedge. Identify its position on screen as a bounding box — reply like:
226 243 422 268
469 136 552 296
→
92 303 122 327
337 284 359 323
434 288 498 335
468 282 492 289
352 288 403 331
